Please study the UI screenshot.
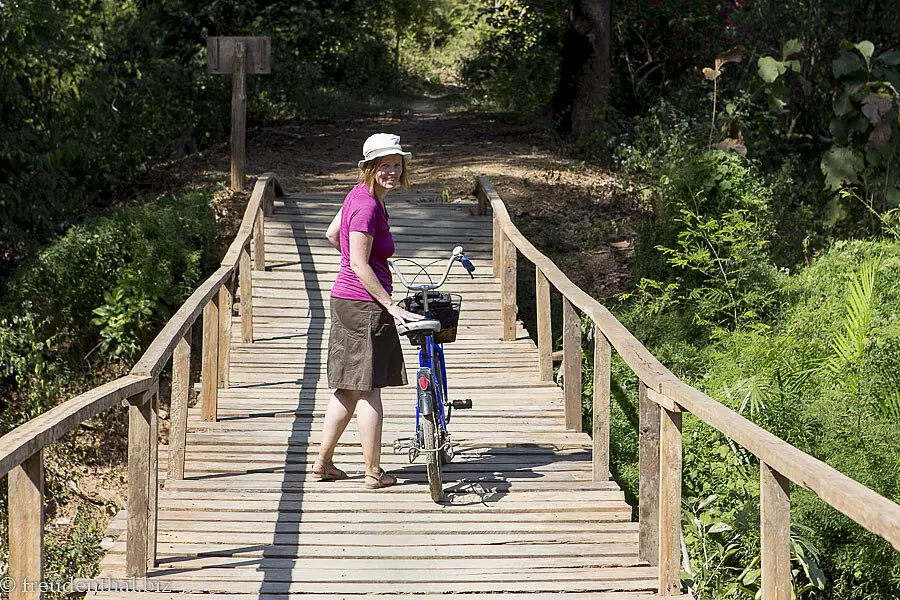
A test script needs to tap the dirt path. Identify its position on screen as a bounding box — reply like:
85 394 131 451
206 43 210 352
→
160 95 642 299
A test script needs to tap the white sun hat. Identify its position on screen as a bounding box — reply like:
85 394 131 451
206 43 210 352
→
358 133 411 168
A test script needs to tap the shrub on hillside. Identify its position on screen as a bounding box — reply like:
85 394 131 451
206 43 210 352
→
0 190 217 430
627 150 781 336
601 239 900 598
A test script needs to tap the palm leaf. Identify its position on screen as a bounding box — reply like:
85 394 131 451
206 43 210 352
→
827 257 881 374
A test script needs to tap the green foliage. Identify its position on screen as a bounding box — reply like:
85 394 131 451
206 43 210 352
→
91 270 161 360
0 190 217 430
608 239 900 598
460 0 566 112
0 313 67 422
7 191 216 354
823 41 900 209
756 39 806 114
628 151 780 335
0 0 469 276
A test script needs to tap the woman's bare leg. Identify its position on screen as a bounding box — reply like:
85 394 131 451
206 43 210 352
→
357 388 385 474
318 389 362 463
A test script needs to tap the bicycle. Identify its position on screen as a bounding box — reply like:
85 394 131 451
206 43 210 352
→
387 246 476 502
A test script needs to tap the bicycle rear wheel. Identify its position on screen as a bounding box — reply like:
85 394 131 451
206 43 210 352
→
421 413 443 502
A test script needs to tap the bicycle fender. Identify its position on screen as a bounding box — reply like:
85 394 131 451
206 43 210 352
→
416 367 435 416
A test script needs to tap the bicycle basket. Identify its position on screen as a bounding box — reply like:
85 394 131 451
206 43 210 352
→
399 291 462 344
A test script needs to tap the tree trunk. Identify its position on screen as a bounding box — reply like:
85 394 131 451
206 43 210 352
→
551 0 612 138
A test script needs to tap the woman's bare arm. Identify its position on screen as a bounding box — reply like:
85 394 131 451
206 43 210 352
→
348 231 423 322
326 208 342 251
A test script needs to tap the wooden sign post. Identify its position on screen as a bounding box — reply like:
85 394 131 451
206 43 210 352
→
207 37 271 192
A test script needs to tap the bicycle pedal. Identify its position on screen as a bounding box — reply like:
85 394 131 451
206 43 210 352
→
451 398 473 409
393 437 413 454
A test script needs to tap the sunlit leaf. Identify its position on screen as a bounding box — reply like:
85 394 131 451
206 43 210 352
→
758 56 784 83
855 40 875 61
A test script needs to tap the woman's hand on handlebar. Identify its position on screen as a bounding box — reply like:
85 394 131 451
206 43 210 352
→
387 303 426 324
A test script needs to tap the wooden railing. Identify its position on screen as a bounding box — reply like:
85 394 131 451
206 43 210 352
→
476 177 900 599
0 173 282 599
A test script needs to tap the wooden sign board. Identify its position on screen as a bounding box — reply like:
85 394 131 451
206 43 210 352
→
207 37 271 75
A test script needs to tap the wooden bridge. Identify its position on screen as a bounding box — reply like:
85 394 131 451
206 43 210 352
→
1 174 899 600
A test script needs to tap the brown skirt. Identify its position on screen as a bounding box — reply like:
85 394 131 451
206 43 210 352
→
327 296 407 391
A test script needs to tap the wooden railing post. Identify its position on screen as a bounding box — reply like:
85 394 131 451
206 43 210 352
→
562 297 582 432
492 212 500 278
536 266 552 381
240 245 253 343
500 232 517 341
761 462 791 600
8 450 43 600
252 208 266 271
659 407 683 596
218 277 234 388
593 330 611 481
168 330 191 481
126 388 153 577
147 385 159 567
639 380 660 565
263 183 275 217
201 294 220 422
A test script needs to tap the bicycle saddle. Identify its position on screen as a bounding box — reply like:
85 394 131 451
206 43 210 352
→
396 319 442 337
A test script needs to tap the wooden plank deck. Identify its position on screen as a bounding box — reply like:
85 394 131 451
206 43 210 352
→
93 194 661 599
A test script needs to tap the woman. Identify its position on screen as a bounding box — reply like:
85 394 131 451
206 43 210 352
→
312 133 424 489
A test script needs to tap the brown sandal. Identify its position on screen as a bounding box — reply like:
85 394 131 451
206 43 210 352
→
312 459 348 481
364 469 397 489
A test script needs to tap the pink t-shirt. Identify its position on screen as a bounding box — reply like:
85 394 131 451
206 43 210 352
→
331 182 395 302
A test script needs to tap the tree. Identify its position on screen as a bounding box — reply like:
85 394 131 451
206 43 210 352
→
551 0 612 137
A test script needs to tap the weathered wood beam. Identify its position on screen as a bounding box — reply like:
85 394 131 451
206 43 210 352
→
592 331 611 481
659 407 683 595
536 266 552 381
240 246 254 343
562 297 581 432
500 232 517 341
8 450 43 600
218 279 234 388
201 296 220 422
761 462 791 600
230 42 247 192
639 381 660 565
126 392 152 577
168 330 191 481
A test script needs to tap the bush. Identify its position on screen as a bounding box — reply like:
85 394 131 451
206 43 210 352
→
627 150 781 336
0 190 217 430
600 239 900 598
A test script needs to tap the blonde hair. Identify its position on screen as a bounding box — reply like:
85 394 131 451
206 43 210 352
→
359 155 409 193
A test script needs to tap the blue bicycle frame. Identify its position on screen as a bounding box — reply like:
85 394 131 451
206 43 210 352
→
415 333 448 440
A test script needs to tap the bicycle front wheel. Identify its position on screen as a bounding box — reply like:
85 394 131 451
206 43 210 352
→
421 413 444 502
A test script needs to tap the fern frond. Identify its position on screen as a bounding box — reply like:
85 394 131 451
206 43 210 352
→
827 257 881 374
